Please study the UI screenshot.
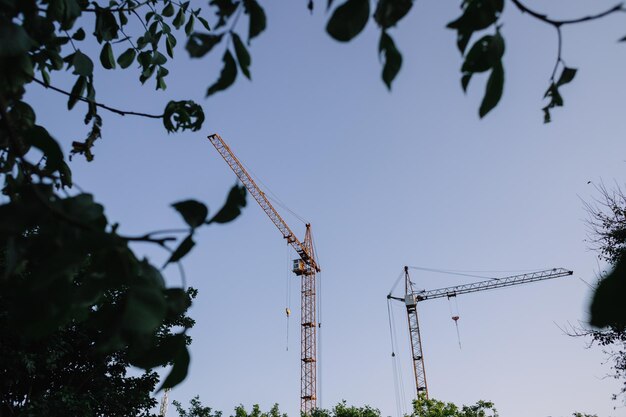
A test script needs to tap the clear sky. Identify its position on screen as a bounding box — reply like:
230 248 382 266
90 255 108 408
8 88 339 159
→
25 1 626 416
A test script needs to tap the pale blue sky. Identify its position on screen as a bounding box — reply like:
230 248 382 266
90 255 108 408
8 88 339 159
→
25 1 626 416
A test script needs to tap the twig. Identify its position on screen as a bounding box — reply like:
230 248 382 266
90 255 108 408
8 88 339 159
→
64 30 78 52
30 77 163 119
229 2 244 33
550 26 563 81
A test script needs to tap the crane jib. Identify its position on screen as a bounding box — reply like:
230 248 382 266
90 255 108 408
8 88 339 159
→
415 268 573 301
207 134 319 271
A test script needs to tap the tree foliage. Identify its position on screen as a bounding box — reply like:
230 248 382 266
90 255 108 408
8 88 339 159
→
173 397 287 417
311 401 380 417
174 398 497 417
410 394 498 417
580 184 626 401
0 0 250 401
0 262 199 417
174 395 223 417
321 0 622 121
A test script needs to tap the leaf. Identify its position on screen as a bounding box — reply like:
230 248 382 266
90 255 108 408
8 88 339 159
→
162 100 205 132
99 42 116 69
117 48 136 68
556 66 577 87
544 83 563 106
206 50 237 97
62 194 106 227
72 50 94 76
447 0 504 54
138 260 166 288
543 104 552 123
185 14 195 36
457 30 472 54
152 51 167 65
378 31 402 90
119 9 128 26
130 333 186 369
137 50 151 68
186 33 223 58
47 0 82 30
60 161 73 188
41 67 50 85
140 64 156 84
0 22 36 57
94 6 120 43
71 27 85 40
123 286 167 334
165 288 191 317
461 72 472 92
327 0 370 42
590 252 626 328
158 344 190 391
208 185 247 224
23 125 64 171
68 75 86 109
164 235 195 266
479 60 504 118
166 35 175 58
197 15 211 31
173 8 185 29
243 0 266 41
446 0 503 32
461 34 502 74
162 2 175 17
156 66 169 90
374 0 413 29
172 200 209 228
232 33 251 79
9 101 36 130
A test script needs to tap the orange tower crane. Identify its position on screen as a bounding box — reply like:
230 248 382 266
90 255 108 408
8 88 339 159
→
387 266 573 399
208 133 321 415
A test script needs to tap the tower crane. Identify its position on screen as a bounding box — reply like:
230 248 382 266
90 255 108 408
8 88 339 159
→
207 133 321 415
387 266 573 399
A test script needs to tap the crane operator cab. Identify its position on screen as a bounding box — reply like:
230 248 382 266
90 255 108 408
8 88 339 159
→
293 259 312 276
404 294 417 308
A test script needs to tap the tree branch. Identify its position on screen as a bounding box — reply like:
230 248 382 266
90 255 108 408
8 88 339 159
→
30 77 163 119
510 0 624 27
122 234 177 247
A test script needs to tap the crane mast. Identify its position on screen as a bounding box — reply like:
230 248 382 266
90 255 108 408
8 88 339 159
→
208 133 320 415
159 388 170 416
388 266 573 399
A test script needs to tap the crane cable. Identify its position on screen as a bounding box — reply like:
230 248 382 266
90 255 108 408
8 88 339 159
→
317 269 323 410
406 265 552 282
239 157 308 225
388 269 406 297
387 298 407 417
447 296 462 349
285 243 291 351
313 238 323 410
